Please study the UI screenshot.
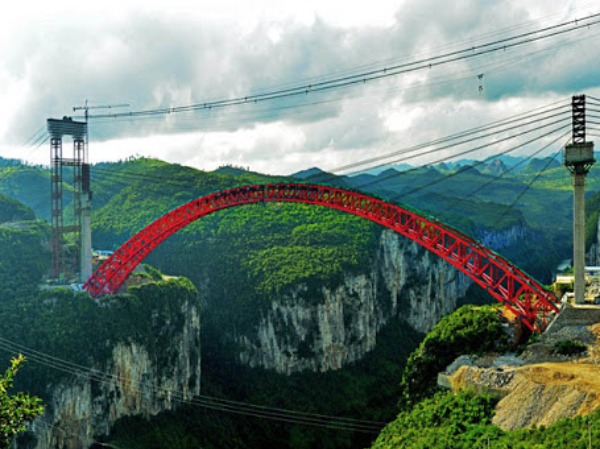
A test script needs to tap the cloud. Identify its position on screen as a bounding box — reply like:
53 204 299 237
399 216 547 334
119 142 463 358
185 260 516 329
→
1 0 599 175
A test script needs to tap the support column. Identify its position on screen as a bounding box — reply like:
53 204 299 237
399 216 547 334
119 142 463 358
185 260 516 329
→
573 173 586 304
73 138 84 275
564 95 594 304
50 137 63 279
80 163 92 281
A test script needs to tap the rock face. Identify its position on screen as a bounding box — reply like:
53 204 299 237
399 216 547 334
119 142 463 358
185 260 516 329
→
493 363 600 430
587 213 600 265
236 230 471 374
476 222 527 250
24 291 201 449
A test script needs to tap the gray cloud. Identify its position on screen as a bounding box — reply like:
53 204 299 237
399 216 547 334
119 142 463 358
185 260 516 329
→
2 1 600 174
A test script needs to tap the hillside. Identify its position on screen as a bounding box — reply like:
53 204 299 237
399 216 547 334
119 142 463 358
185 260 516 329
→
3 277 202 449
82 158 483 448
0 155 586 281
370 306 600 449
0 156 597 448
0 219 49 299
0 166 55 220
0 191 35 223
298 157 594 281
89 158 382 315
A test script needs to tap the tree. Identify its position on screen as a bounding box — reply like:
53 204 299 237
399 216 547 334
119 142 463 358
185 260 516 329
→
0 355 44 447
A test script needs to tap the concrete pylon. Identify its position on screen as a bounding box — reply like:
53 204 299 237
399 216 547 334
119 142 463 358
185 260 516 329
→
564 141 594 304
573 172 586 304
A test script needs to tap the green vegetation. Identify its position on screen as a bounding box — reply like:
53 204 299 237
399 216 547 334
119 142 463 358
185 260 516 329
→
89 158 379 303
0 221 50 299
0 157 597 448
0 166 53 220
0 278 200 394
0 214 203 445
0 355 44 447
398 304 510 408
106 316 424 449
369 303 600 449
0 192 35 223
344 161 591 282
371 390 499 449
148 204 379 336
104 304 511 449
238 205 379 294
553 339 587 356
371 391 600 449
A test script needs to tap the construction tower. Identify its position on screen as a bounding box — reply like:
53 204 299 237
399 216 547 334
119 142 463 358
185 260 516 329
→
564 95 595 304
47 117 92 282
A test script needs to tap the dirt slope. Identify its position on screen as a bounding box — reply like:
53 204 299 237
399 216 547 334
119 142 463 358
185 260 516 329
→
448 323 600 430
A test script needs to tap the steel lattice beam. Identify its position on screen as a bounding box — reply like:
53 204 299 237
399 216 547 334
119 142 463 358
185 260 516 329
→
84 183 559 331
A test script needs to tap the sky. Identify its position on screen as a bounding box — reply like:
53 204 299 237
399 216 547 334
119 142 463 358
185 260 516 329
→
1 0 600 175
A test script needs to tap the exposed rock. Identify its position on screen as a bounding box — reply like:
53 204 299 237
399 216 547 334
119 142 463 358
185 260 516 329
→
445 360 600 430
493 363 600 430
482 159 509 176
444 355 476 375
236 223 527 374
236 230 471 374
444 322 600 431
476 223 527 250
24 292 201 449
447 365 517 396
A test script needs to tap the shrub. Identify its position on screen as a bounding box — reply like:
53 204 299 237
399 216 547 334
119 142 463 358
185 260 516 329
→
553 339 587 356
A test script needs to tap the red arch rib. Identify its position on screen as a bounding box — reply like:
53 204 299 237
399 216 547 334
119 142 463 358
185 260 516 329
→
84 183 559 331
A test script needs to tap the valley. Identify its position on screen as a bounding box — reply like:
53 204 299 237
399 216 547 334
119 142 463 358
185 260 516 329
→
0 155 599 448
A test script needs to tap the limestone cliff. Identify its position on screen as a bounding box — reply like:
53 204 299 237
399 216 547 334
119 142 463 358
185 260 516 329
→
20 281 201 449
236 230 471 374
476 222 527 250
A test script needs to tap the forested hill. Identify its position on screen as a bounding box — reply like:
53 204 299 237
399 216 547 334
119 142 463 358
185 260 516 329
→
0 164 50 220
90 158 382 330
0 189 49 298
85 156 580 281
369 305 600 449
90 158 287 248
0 155 587 282
0 191 35 223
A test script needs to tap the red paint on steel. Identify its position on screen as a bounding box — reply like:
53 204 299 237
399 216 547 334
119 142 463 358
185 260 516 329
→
84 183 559 331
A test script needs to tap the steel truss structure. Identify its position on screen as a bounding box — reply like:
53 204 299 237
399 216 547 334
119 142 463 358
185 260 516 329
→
48 118 88 279
84 183 559 330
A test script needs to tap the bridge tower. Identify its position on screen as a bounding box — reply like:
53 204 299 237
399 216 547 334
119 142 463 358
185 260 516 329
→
47 117 91 282
564 95 595 304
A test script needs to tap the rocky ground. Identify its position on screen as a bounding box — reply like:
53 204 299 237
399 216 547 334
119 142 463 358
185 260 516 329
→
441 305 600 430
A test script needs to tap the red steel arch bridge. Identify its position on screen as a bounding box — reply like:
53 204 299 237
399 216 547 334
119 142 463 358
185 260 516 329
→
83 183 560 331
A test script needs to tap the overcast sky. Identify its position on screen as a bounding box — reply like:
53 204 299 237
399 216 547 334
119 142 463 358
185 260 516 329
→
1 0 600 175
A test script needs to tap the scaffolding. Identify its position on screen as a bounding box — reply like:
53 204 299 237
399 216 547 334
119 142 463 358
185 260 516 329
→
47 117 90 281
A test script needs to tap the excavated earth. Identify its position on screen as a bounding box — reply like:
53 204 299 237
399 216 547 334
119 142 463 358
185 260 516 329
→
443 308 600 430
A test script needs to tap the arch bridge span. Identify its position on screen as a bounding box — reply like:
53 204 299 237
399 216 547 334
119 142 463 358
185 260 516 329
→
84 183 559 331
